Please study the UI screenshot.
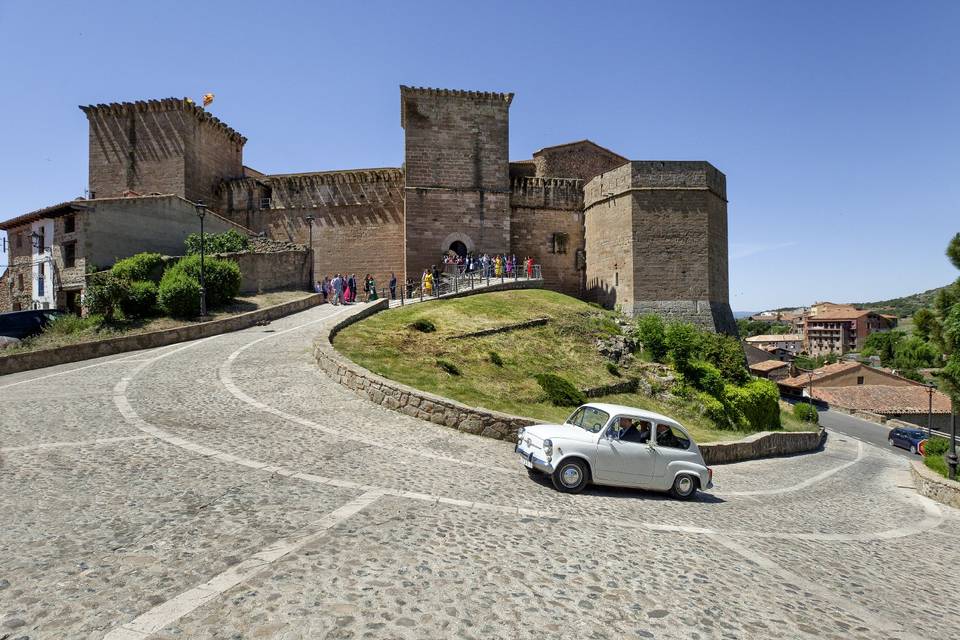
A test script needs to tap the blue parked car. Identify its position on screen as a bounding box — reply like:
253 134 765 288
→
887 427 928 455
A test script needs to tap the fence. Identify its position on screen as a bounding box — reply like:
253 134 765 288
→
380 264 543 306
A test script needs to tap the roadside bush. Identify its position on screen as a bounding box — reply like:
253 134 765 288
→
682 360 726 399
665 322 702 371
111 252 165 283
924 437 951 477
45 314 101 335
166 255 241 308
185 228 249 255
793 402 819 423
83 274 126 321
410 319 436 333
725 379 781 432
158 270 202 318
534 373 586 407
606 361 621 377
635 314 668 362
489 351 504 367
120 280 159 319
697 392 729 427
436 359 461 376
700 332 750 385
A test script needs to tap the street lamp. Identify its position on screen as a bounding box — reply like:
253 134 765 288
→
925 383 935 439
305 215 315 289
195 200 207 318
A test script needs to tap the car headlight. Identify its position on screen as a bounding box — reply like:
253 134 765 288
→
543 439 553 459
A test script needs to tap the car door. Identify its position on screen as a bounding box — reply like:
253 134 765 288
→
892 429 906 448
594 416 656 487
650 424 696 487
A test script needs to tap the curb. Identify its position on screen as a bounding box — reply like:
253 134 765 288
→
0 293 322 376
911 460 960 510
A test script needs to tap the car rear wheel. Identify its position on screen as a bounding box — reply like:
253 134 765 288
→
669 474 699 500
910 444 917 455
888 438 895 447
551 458 589 493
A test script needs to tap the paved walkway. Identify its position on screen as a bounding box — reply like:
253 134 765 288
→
1 303 958 639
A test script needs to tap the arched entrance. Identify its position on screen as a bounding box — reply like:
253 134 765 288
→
449 240 468 257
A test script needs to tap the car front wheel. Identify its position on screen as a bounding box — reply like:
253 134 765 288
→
669 474 699 500
551 458 589 493
888 438 895 447
910 444 917 455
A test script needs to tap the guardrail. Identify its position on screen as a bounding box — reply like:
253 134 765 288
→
375 264 543 307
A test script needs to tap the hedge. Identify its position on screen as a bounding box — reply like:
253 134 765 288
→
793 402 819 423
111 252 165 283
158 270 203 318
119 280 159 319
165 255 241 308
725 379 781 431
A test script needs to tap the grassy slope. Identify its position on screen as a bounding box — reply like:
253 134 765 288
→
335 289 813 443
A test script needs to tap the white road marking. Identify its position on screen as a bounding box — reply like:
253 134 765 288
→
712 535 926 640
1 435 151 453
716 441 865 496
102 490 384 640
216 305 516 474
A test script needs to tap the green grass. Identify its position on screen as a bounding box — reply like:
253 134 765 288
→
335 289 816 443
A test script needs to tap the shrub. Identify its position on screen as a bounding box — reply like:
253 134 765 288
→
700 332 750 385
83 274 127 321
725 380 781 432
635 314 668 362
165 255 241 308
606 361 621 377
120 280 159 319
697 392 729 427
665 322 702 371
410 319 436 333
111 252 165 283
158 270 202 318
436 359 461 376
534 373 586 407
793 402 819 423
45 314 101 335
489 351 504 367
682 360 726 399
185 228 249 255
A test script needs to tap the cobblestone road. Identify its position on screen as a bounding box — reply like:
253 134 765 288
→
2 303 958 639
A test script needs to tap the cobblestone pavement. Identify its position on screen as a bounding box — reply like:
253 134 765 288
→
2 303 958 639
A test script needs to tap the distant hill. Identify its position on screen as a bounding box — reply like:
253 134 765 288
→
850 284 951 318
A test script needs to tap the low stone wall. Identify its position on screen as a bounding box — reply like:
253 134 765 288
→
318 298 534 441
0 294 322 376
222 249 311 294
698 429 825 466
316 296 826 462
911 460 960 510
582 378 639 398
447 317 549 340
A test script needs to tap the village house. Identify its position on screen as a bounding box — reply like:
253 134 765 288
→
744 333 804 356
803 303 897 356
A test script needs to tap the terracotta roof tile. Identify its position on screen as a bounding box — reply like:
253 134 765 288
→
813 385 953 414
750 360 790 372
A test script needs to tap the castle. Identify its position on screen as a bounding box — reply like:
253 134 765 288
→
4 86 736 332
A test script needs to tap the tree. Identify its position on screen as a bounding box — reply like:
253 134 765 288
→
862 330 905 364
948 232 960 271
937 233 960 406
664 322 702 372
635 315 668 362
912 308 937 342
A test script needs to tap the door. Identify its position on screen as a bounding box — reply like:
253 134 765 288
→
594 416 656 486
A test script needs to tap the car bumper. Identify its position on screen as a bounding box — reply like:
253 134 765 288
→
515 444 553 473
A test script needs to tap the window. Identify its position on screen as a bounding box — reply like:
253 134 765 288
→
565 406 610 433
655 424 691 450
37 265 44 297
63 242 76 268
552 232 569 255
17 273 23 291
64 215 75 233
16 232 22 249
36 227 45 252
857 376 864 385
618 418 652 443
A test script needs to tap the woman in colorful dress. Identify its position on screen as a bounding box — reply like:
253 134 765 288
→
495 255 503 278
422 269 433 296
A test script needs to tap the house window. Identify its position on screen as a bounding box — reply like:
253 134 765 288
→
64 215 75 233
17 273 23 291
857 376 864 385
37 266 44 297
16 232 22 249
36 227 45 252
63 241 76 268
552 232 569 254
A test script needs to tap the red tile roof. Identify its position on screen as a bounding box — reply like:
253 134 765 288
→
778 361 862 388
813 385 953 414
750 360 790 372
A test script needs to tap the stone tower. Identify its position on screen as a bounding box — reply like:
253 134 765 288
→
583 161 737 333
80 98 246 206
400 86 513 279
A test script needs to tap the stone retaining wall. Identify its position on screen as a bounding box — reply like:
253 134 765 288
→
315 296 825 462
699 429 826 466
582 378 639 398
911 460 960 510
0 294 321 376
447 317 549 340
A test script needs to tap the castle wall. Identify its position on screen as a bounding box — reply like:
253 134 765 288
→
533 141 627 182
81 99 245 205
219 169 405 292
401 86 513 278
509 177 585 297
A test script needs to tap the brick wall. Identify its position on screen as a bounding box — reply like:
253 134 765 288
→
81 98 245 204
401 86 513 279
532 141 627 182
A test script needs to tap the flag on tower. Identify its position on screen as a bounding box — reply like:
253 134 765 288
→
202 93 215 107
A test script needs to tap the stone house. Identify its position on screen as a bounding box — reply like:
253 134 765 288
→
748 359 791 381
0 195 242 312
2 88 737 332
803 304 897 356
745 333 804 355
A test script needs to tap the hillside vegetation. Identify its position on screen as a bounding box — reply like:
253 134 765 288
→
851 284 950 318
334 289 811 442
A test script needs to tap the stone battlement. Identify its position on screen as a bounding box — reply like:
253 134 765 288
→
221 168 404 211
583 161 726 208
400 85 514 105
510 176 584 210
79 97 247 146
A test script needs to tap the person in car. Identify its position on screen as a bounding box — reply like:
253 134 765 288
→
656 423 681 448
619 419 651 444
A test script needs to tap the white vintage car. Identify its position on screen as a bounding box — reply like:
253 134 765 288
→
516 403 713 499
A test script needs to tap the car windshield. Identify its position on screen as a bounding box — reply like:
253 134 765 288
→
565 406 610 433
907 431 925 439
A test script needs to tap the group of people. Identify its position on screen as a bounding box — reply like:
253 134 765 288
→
441 252 537 279
316 273 382 305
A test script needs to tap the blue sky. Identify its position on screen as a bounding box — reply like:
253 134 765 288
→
1 0 957 310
